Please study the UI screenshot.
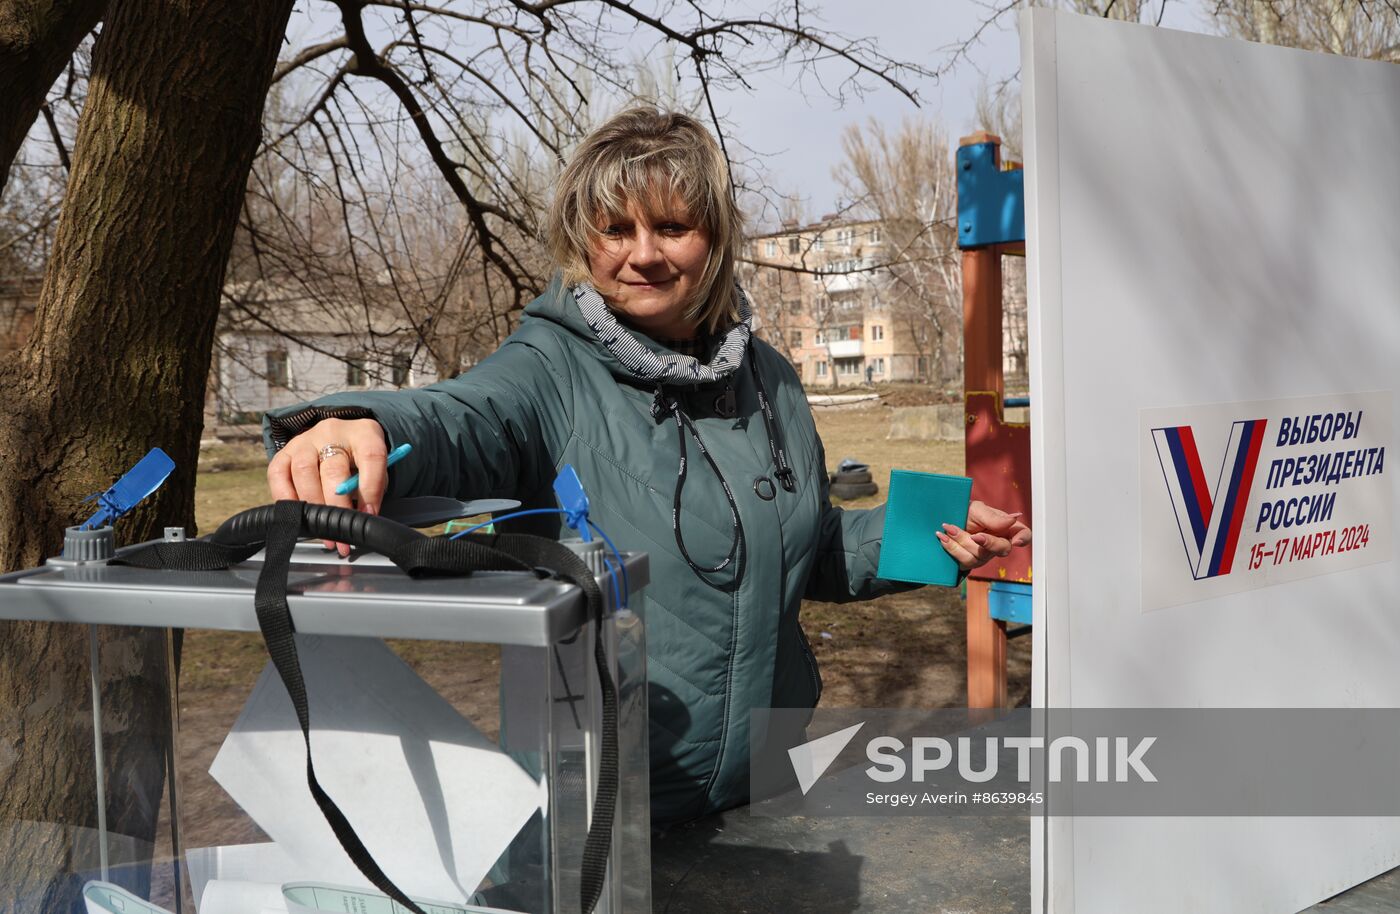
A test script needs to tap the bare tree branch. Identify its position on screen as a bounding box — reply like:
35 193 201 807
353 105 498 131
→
272 36 349 83
39 105 70 173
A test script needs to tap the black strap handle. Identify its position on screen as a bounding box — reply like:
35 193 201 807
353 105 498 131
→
119 501 620 914
258 501 431 912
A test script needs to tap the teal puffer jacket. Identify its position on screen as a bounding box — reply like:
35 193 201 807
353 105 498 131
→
263 280 911 823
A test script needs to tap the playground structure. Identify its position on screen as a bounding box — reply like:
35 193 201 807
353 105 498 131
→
957 131 1031 709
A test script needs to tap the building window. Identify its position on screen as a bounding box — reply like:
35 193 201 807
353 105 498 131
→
265 349 288 387
346 353 367 387
813 234 824 251
391 352 411 387
870 226 882 243
765 240 777 257
837 358 862 376
870 324 884 341
917 356 929 377
787 237 800 254
873 357 886 374
789 330 802 348
817 361 828 377
815 330 826 345
788 297 801 312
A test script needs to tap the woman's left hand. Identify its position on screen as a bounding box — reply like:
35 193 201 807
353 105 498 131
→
936 500 1033 572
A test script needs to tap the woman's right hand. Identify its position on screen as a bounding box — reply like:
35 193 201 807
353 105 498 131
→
266 418 389 556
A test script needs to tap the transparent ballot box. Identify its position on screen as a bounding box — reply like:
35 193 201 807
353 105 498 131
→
0 530 650 914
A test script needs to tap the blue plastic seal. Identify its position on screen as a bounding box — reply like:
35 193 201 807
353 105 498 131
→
80 447 176 529
553 465 593 542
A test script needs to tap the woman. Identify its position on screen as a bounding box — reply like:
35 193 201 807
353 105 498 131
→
264 106 1030 824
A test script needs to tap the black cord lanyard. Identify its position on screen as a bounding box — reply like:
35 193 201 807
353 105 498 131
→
748 352 797 493
656 345 797 581
660 388 746 579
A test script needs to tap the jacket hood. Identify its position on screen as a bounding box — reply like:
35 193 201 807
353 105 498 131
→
522 275 751 389
522 275 604 344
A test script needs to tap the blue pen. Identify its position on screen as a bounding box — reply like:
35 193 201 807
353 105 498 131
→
335 442 413 496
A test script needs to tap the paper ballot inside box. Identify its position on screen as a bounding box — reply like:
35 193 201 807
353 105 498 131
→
210 636 545 904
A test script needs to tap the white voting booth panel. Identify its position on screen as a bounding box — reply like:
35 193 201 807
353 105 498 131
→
1023 9 1400 914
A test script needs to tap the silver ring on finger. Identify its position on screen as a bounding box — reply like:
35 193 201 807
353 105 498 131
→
318 444 349 463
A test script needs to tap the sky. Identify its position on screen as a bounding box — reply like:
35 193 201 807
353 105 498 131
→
284 1 1218 225
704 0 1212 219
712 0 1027 218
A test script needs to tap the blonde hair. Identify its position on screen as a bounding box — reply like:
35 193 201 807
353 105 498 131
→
547 106 743 334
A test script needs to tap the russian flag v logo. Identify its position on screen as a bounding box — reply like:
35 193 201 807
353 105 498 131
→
1151 420 1268 579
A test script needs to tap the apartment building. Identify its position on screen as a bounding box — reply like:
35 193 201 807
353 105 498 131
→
739 216 934 388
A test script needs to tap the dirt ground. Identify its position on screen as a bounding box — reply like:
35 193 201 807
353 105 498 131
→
862 382 960 408
178 405 1032 844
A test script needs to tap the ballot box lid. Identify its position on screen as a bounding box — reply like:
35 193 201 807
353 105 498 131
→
0 540 647 647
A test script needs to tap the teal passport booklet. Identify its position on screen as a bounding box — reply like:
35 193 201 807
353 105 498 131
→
877 470 973 587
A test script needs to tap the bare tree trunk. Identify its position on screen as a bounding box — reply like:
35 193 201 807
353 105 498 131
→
0 0 106 197
0 0 292 910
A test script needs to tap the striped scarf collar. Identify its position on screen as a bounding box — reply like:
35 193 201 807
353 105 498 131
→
571 280 752 386
654 335 709 359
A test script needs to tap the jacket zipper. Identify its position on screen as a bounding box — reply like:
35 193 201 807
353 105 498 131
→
703 588 742 807
691 393 743 814
776 486 819 703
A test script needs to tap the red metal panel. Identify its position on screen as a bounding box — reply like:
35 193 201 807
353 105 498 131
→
966 391 1033 585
